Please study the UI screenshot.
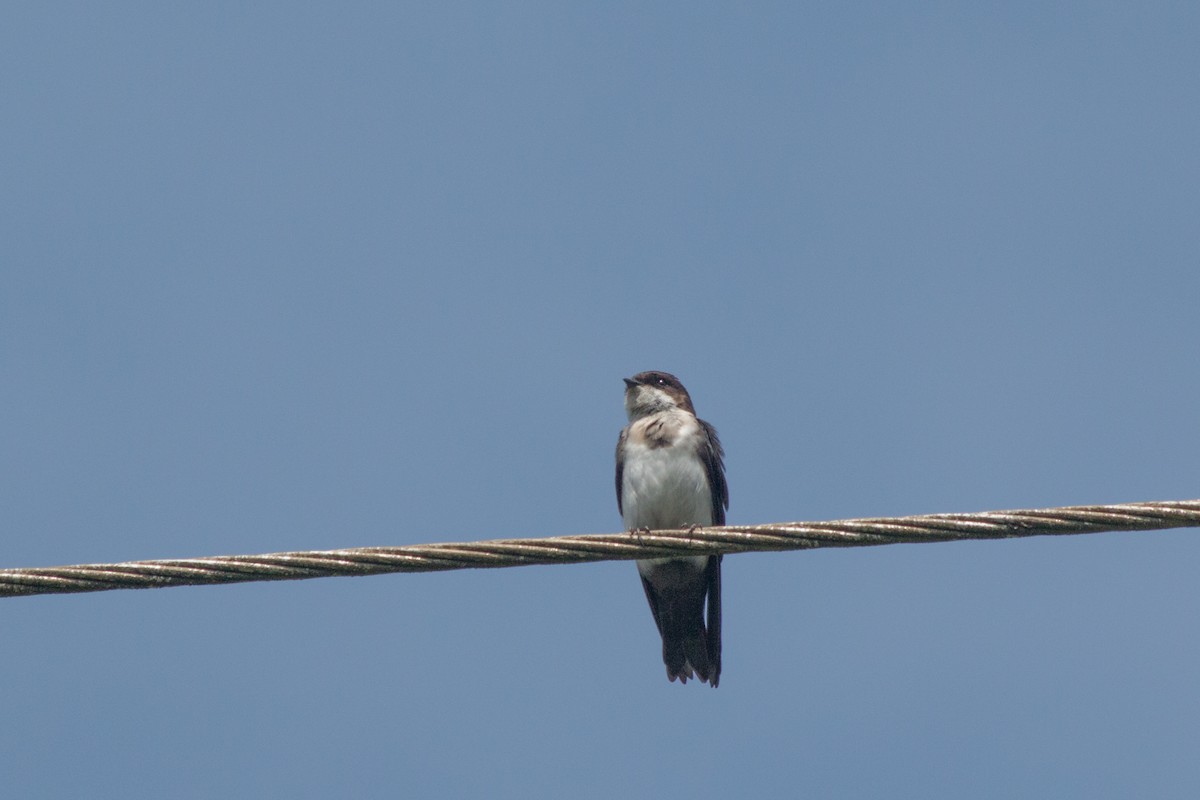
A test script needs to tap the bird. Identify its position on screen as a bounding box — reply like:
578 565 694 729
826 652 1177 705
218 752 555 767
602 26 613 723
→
615 371 728 687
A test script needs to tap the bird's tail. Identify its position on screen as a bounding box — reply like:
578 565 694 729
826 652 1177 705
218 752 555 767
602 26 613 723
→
664 630 713 685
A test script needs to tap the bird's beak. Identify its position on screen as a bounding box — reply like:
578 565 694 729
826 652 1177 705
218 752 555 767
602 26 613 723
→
623 377 637 388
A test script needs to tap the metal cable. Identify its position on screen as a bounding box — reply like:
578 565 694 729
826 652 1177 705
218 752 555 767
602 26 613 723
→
2 498 1198 599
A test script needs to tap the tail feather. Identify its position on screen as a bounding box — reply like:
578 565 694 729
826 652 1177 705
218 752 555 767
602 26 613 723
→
663 632 708 684
640 555 722 687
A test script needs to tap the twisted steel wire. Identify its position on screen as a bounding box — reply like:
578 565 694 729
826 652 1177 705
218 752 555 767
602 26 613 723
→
2 499 1198 599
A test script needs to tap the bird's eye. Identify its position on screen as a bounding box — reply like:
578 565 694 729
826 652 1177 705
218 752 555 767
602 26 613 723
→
655 376 667 385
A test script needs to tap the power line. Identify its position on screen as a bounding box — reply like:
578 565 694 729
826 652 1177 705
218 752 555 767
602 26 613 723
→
2 498 1197 599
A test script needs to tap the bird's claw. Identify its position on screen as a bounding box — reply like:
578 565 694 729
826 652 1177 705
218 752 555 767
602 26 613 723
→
628 526 651 545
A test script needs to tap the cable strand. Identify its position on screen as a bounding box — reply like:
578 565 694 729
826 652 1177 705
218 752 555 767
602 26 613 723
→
2 498 1197 599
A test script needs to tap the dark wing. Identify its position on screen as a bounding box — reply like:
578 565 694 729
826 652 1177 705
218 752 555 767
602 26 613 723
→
639 575 665 637
705 554 722 688
614 427 628 516
696 419 728 526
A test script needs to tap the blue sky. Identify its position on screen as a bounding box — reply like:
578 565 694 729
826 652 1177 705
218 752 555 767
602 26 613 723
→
3 3 1199 797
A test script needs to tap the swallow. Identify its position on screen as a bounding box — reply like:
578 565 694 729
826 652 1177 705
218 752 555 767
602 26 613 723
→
616 371 728 687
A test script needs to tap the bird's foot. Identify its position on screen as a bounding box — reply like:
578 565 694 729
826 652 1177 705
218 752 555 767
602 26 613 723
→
628 526 651 544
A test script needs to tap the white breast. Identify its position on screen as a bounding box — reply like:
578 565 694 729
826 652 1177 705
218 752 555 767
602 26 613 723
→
620 421 714 531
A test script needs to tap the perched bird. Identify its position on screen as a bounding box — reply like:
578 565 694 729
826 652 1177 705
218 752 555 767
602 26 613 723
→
615 371 728 687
